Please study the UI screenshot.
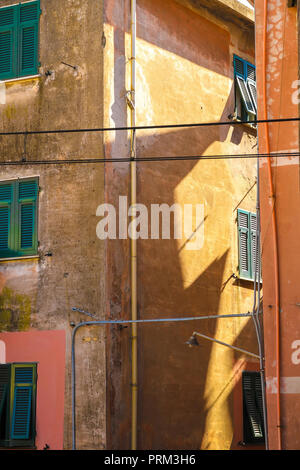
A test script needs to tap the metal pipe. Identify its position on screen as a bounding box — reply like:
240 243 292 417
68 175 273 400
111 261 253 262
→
192 331 261 359
130 0 138 451
254 153 269 449
71 312 254 449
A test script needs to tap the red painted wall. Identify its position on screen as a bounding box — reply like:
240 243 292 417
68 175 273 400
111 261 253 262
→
255 0 300 449
0 330 66 450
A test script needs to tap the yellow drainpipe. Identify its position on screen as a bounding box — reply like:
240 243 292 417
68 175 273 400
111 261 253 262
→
130 0 138 451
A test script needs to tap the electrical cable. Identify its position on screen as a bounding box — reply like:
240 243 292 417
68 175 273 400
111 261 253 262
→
0 116 299 136
0 151 299 165
71 311 257 450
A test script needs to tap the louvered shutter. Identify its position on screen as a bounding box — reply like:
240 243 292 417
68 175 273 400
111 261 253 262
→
242 371 265 443
247 79 257 113
0 364 10 442
0 6 17 80
238 210 251 279
236 75 256 115
246 63 256 82
250 213 260 281
0 182 13 257
11 365 36 441
19 1 40 77
234 56 245 78
17 179 38 255
0 364 9 417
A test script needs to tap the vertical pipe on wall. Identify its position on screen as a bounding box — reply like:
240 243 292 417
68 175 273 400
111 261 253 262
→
130 0 138 451
262 0 282 450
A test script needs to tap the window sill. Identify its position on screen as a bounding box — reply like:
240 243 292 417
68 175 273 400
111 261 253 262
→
1 75 41 85
0 255 39 263
230 115 257 133
238 276 262 284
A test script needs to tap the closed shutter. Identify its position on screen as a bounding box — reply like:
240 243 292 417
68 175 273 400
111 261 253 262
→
0 183 13 257
17 179 38 255
243 371 265 443
11 365 36 441
11 386 32 439
238 210 251 279
250 213 260 281
234 56 245 78
0 6 17 80
19 1 40 77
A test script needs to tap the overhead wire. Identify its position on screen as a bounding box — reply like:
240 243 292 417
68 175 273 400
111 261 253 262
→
0 116 299 136
0 151 299 165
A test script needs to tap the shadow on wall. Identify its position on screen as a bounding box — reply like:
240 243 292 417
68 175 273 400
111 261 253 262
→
106 114 257 449
106 0 256 450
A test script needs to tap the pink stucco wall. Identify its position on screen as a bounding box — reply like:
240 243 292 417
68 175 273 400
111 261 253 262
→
0 330 66 450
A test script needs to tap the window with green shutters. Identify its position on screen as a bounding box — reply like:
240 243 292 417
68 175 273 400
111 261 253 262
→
237 209 261 281
0 363 37 448
0 1 41 80
233 55 257 122
242 371 265 444
0 178 38 258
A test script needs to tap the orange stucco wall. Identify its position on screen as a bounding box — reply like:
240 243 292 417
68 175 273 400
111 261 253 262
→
255 0 300 450
104 0 259 450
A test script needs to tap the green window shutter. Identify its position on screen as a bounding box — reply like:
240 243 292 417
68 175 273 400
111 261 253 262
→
250 213 261 281
234 56 245 78
11 364 36 441
233 55 256 121
0 182 13 258
17 179 38 256
242 371 265 443
0 6 17 80
236 75 256 116
11 386 32 439
238 209 251 279
19 1 40 77
246 63 256 81
0 364 10 442
247 79 257 113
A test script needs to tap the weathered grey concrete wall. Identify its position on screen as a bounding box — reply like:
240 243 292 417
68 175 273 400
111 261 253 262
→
0 0 106 450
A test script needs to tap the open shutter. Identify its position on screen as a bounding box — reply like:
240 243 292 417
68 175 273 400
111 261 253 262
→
236 76 256 116
17 179 38 255
0 6 17 80
243 372 265 443
247 78 257 113
0 365 10 416
0 364 10 442
246 63 256 82
11 365 36 441
238 210 251 279
19 1 40 77
0 182 13 258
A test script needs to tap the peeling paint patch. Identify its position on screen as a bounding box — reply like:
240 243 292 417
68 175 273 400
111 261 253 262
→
266 376 300 394
0 287 31 332
0 82 5 104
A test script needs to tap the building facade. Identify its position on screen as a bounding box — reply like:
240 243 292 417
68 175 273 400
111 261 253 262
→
0 0 262 450
255 0 300 450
